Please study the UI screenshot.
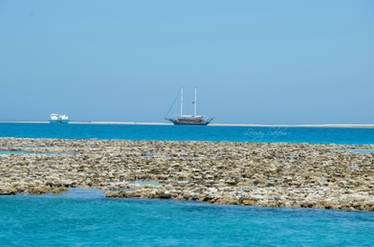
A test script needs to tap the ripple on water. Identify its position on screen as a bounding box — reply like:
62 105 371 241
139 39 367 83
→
0 194 374 246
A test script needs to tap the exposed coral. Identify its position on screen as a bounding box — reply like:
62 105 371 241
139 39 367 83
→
1 138 374 211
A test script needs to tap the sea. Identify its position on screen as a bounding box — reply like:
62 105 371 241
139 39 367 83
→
1 123 374 246
1 123 374 144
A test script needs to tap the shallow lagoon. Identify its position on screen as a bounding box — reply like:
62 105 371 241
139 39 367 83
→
1 124 374 246
0 189 374 247
1 123 374 144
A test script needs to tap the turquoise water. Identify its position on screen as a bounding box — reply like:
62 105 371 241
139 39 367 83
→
333 149 374 154
1 123 374 144
1 124 374 246
0 150 76 155
1 189 374 247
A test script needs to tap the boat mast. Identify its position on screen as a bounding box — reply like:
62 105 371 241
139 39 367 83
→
180 88 184 117
194 87 197 116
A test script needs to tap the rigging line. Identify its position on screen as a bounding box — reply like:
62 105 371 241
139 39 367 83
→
165 94 179 117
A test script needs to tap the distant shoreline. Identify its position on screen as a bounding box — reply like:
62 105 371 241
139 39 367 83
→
1 120 374 128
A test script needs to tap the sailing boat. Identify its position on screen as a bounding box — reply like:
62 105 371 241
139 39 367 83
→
165 88 213 126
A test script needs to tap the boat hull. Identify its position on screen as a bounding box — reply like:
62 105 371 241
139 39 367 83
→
168 118 210 126
50 120 69 124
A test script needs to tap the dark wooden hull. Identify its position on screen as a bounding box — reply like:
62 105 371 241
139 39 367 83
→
168 118 210 126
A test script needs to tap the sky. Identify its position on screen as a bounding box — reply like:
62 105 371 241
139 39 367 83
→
0 0 373 124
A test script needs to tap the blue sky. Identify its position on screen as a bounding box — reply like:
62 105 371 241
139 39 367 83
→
0 0 373 124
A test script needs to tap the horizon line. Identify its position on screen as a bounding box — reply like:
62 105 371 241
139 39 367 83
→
0 120 374 128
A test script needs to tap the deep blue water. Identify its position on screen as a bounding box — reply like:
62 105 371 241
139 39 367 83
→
0 189 374 247
1 123 374 144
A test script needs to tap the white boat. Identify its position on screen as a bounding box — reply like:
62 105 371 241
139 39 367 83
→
165 88 213 125
50 113 70 124
59 114 69 124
